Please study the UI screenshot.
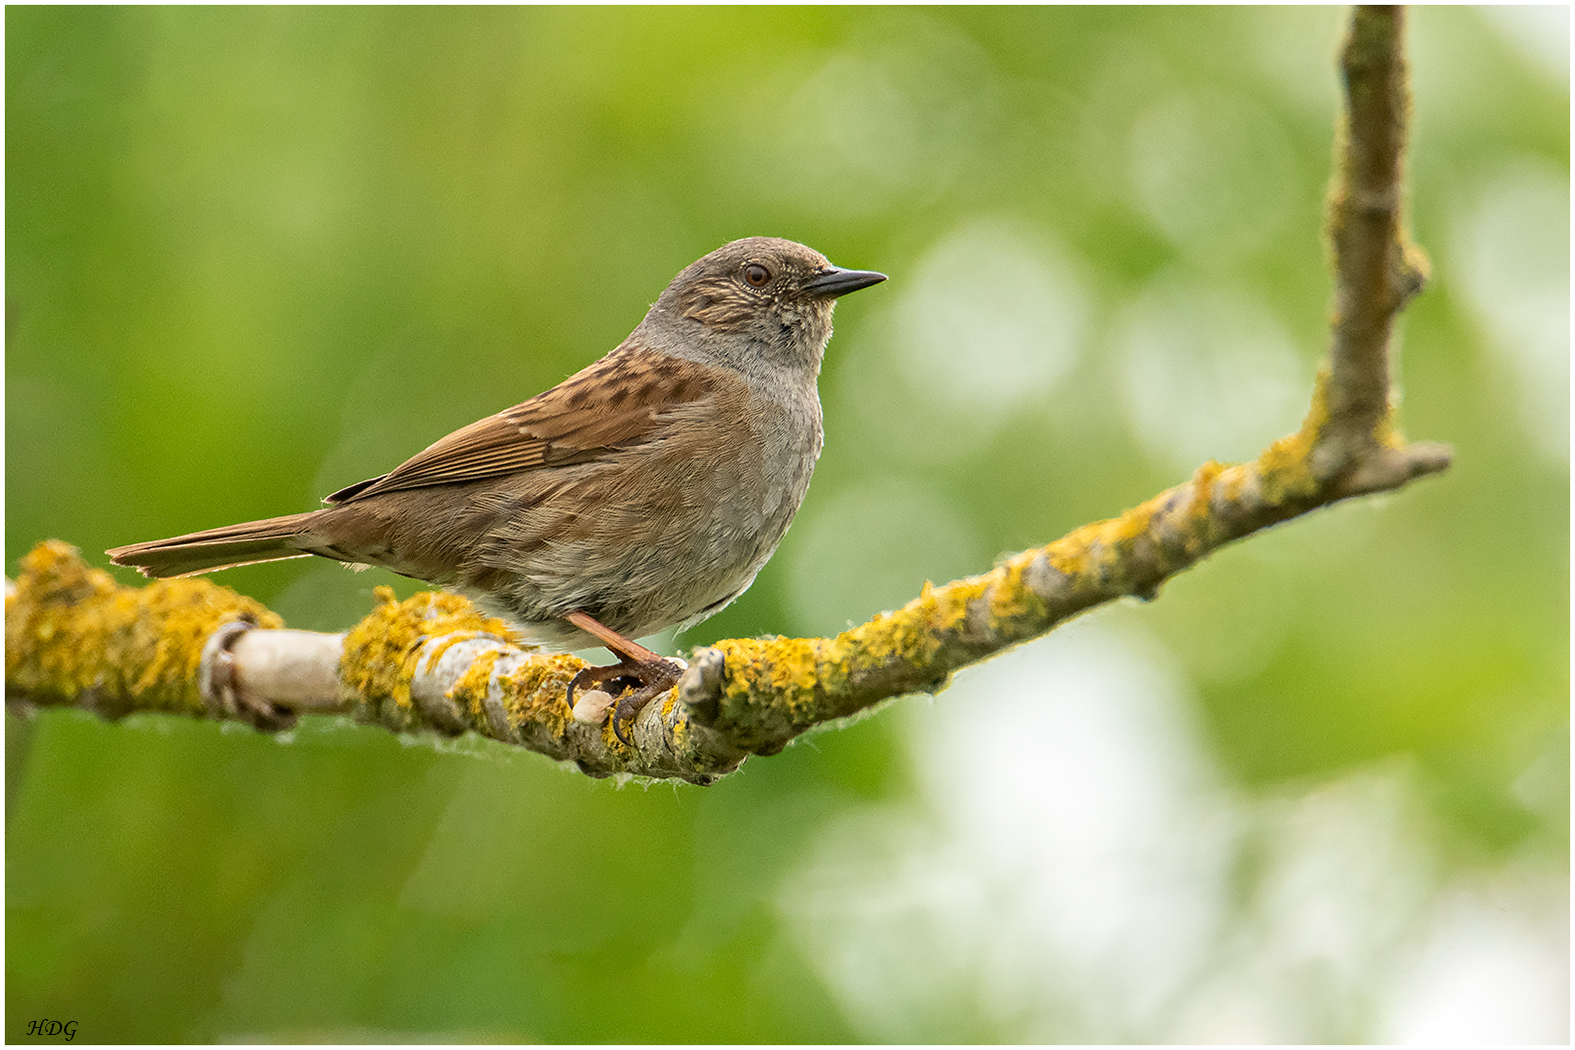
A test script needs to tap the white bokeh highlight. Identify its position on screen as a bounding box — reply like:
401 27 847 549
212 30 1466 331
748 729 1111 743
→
1115 274 1308 474
780 621 1236 1041
783 479 986 639
1378 871 1570 1043
755 23 1002 219
1480 5 1571 85
1449 161 1571 463
843 220 1092 464
778 619 1568 1041
1128 89 1298 263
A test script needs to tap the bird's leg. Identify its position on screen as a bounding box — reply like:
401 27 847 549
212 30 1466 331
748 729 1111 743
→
564 610 685 745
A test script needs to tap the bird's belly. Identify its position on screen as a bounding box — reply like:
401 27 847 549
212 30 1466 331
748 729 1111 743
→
464 411 819 648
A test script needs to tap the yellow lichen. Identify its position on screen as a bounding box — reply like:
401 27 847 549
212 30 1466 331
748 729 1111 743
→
1046 495 1155 580
6 540 282 715
987 558 1046 631
1110 498 1161 547
447 647 502 719
764 637 820 695
498 654 579 737
1257 372 1331 503
339 587 518 715
1045 523 1098 578
666 703 690 750
1371 412 1404 450
1257 430 1320 503
929 576 983 636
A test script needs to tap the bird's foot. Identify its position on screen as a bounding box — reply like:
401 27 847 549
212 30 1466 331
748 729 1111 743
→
561 609 689 746
567 654 684 745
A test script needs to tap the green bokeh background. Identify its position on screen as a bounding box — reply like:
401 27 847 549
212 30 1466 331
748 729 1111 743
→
7 7 1567 1042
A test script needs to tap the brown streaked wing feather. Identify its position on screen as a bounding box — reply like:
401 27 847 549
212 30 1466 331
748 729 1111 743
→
326 347 716 504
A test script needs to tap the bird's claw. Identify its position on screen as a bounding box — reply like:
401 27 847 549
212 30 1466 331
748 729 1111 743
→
566 656 684 746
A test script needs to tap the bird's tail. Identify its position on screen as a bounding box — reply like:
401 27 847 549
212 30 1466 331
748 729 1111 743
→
107 510 328 579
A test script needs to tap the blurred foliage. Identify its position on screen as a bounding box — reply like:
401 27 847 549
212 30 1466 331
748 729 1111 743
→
6 6 1567 1042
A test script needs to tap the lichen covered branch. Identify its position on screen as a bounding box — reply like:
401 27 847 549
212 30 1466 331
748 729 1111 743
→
1319 4 1436 475
676 3 1451 757
4 7 1449 785
5 541 284 722
5 542 748 784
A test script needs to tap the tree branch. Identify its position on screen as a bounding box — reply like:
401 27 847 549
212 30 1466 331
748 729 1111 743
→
4 6 1449 785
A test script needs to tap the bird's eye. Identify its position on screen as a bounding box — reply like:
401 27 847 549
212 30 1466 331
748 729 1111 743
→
744 263 771 287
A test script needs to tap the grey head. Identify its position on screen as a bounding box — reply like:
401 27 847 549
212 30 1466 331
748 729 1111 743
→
637 237 887 377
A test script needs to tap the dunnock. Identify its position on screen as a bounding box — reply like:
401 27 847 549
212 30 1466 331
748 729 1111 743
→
109 237 886 740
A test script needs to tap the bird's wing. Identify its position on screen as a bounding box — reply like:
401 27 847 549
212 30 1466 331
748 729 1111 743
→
325 345 717 504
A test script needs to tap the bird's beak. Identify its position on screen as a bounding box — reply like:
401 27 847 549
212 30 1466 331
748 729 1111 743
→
804 266 888 298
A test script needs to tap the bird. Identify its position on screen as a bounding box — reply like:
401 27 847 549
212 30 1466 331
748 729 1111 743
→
108 237 886 742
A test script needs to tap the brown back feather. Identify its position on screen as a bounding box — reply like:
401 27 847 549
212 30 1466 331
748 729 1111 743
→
326 345 716 504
